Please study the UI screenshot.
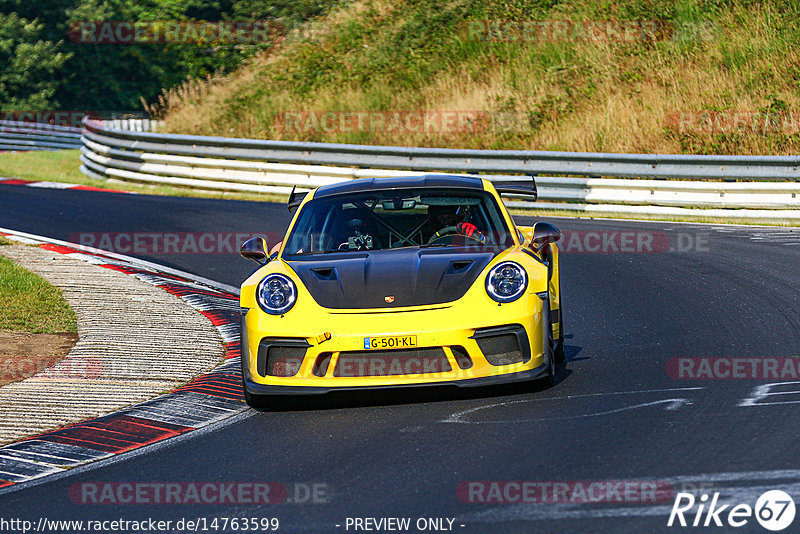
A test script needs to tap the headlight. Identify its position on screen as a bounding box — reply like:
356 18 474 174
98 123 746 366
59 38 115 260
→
256 274 297 315
485 261 527 303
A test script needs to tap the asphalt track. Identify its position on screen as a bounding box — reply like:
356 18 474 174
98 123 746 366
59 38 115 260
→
2 183 800 533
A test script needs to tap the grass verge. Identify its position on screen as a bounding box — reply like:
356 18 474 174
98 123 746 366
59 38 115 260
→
151 0 800 156
0 253 78 334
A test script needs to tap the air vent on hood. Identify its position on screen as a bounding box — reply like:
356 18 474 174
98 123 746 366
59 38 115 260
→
449 260 474 273
310 267 338 280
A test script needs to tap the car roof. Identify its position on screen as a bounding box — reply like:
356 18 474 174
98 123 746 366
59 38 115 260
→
313 174 485 199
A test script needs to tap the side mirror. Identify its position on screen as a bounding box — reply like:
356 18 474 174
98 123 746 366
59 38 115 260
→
269 241 283 259
240 237 269 264
531 222 561 252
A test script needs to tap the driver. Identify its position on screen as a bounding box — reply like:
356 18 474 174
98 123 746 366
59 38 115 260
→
426 204 485 244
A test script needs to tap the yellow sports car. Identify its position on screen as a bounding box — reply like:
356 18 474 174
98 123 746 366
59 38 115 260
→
238 174 562 406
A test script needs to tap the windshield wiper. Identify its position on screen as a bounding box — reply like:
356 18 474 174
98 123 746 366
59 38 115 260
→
286 250 352 256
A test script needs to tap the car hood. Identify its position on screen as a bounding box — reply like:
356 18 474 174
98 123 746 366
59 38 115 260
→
286 248 496 309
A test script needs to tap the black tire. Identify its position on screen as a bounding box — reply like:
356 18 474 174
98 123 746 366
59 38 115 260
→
553 262 565 364
553 311 565 364
539 343 556 387
538 313 557 388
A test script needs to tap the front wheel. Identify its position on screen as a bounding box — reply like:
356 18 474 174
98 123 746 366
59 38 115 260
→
553 310 565 364
540 346 556 387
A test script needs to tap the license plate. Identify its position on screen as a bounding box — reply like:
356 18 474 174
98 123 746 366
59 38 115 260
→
364 335 417 350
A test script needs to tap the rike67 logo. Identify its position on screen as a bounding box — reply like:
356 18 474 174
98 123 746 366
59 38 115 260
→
668 490 796 531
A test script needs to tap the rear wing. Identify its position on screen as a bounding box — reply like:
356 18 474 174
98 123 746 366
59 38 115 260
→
490 175 538 201
287 186 309 212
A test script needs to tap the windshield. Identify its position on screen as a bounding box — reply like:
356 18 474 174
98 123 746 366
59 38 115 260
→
283 188 513 256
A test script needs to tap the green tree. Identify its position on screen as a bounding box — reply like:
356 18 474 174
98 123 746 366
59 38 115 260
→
0 0 345 112
0 13 70 109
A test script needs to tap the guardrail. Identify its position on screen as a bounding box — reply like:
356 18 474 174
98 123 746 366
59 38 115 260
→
104 118 161 132
1 121 83 151
80 118 800 219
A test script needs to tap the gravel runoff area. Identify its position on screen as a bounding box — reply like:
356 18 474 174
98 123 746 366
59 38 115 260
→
0 245 226 445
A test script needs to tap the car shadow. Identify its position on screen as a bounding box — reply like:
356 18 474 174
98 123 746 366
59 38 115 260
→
565 343 586 362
